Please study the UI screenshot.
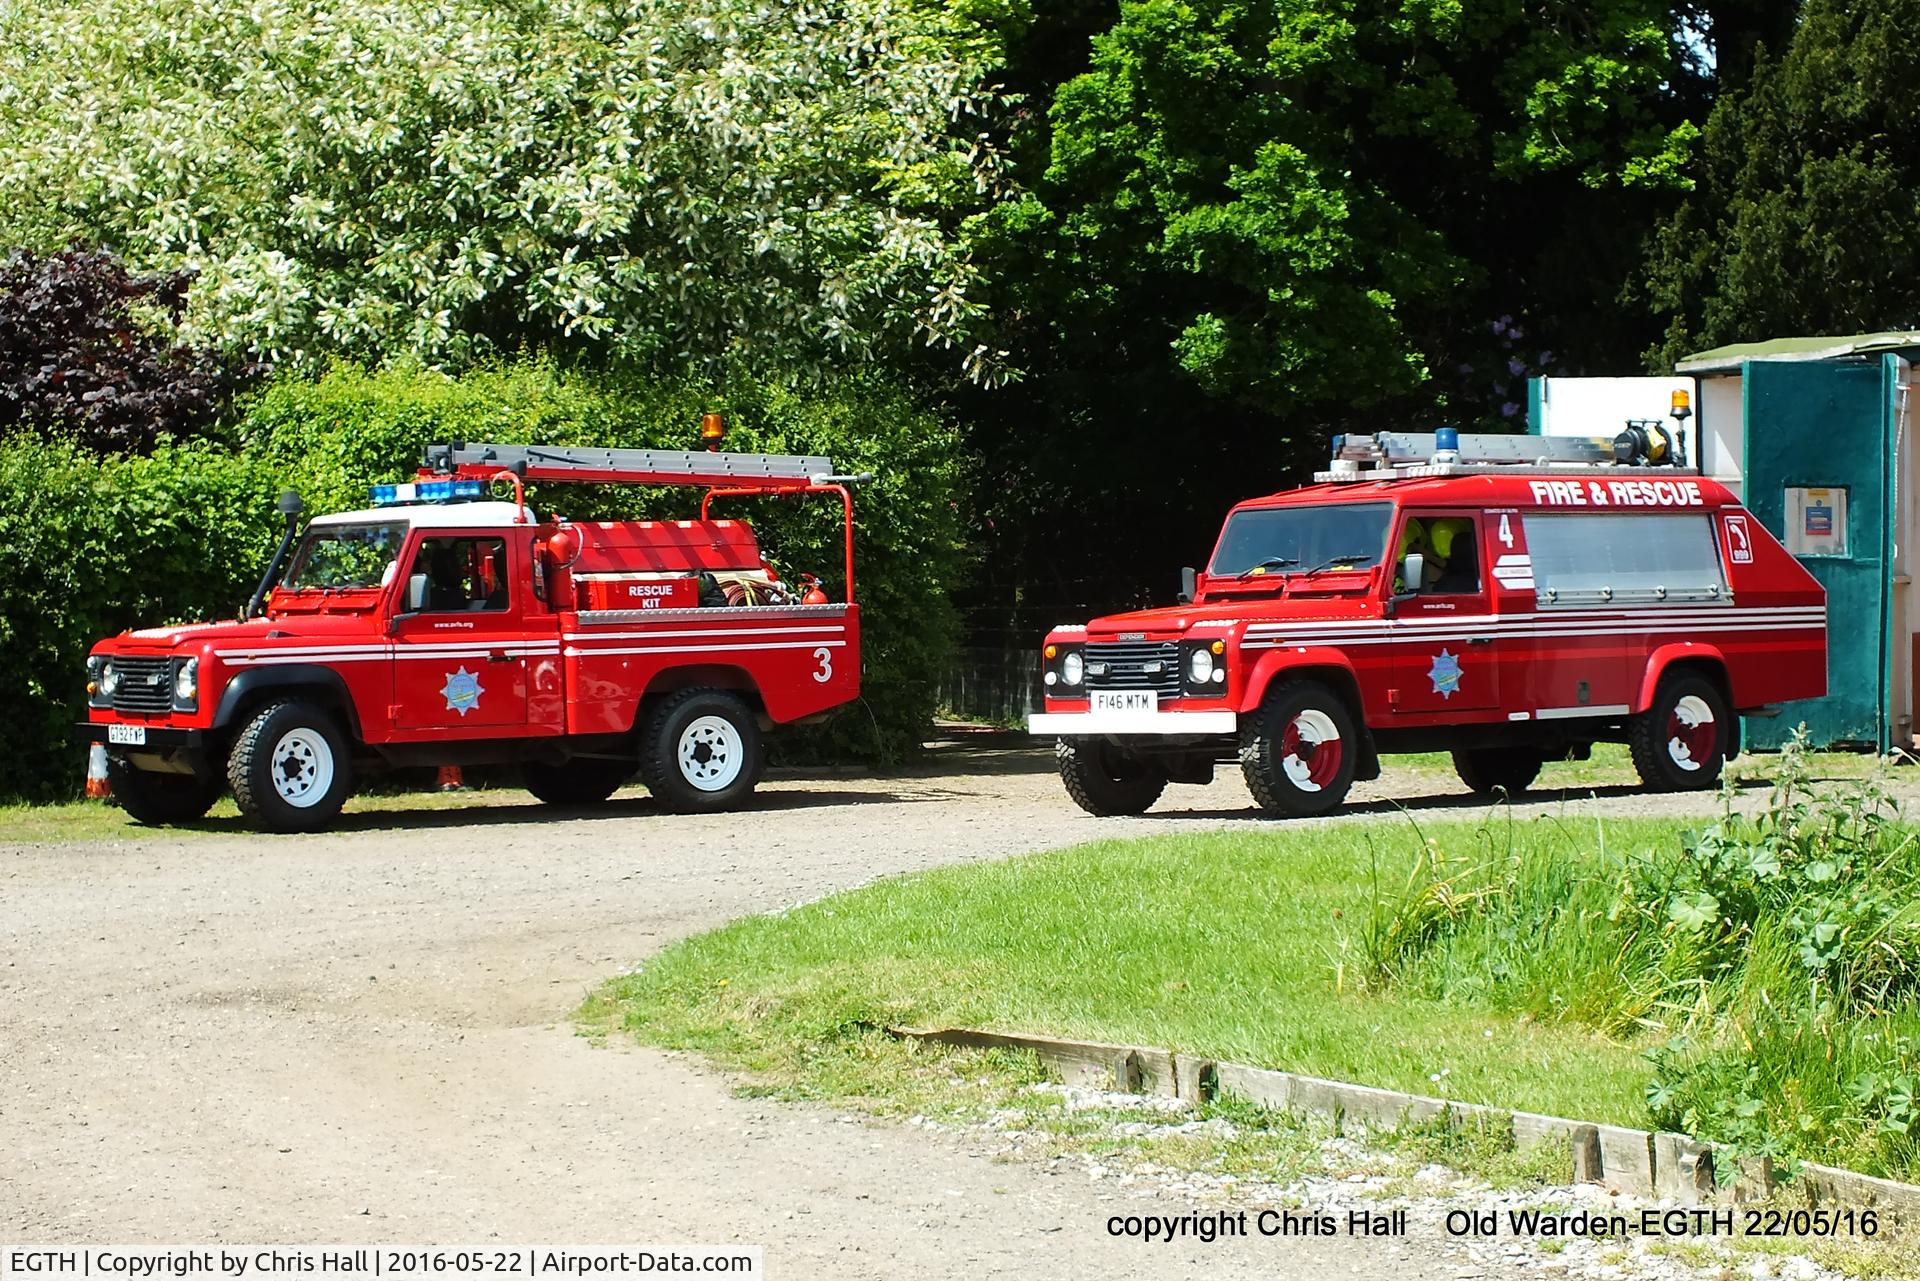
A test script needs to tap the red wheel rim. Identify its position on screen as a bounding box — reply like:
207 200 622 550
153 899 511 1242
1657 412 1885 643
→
1280 709 1343 791
1666 694 1716 771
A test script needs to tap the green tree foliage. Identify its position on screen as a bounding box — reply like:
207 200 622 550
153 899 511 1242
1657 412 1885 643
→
951 0 1704 640
1643 0 1920 364
0 360 964 799
0 0 1014 380
1008 0 1699 410
0 247 239 453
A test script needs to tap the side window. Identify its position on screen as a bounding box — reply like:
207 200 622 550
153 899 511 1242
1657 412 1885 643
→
1395 515 1482 594
1525 514 1726 606
1424 516 1481 594
414 537 509 612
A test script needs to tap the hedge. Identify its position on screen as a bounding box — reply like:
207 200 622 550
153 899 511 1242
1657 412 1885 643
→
3 359 967 800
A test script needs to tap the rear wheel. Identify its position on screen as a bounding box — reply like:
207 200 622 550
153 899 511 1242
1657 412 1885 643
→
108 756 221 825
1240 680 1359 817
522 756 633 806
639 689 764 812
1056 738 1167 816
1630 671 1730 791
227 700 354 832
1451 747 1546 796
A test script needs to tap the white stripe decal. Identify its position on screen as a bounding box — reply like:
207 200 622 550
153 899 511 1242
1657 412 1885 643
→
1536 704 1630 720
1243 623 1824 649
1243 608 1823 634
564 641 848 658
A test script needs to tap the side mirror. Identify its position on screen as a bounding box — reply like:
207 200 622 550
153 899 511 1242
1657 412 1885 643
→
1178 566 1197 604
405 573 430 613
1401 553 1425 594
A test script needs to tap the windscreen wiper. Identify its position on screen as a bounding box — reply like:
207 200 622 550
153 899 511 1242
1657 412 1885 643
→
1234 556 1298 579
1296 551 1378 576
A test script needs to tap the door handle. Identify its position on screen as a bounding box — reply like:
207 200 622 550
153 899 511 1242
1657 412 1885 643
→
488 649 513 663
1467 636 1493 646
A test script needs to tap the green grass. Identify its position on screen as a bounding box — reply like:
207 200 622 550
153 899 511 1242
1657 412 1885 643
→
599 815 1677 1125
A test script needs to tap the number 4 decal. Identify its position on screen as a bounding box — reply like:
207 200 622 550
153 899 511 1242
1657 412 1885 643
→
1498 513 1514 548
812 647 834 683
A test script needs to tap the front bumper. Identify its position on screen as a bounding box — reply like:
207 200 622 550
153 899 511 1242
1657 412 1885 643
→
73 723 207 750
1028 709 1238 736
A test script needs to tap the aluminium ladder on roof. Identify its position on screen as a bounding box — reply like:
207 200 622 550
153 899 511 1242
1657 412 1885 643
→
1317 430 1699 482
421 441 836 488
1332 431 1619 466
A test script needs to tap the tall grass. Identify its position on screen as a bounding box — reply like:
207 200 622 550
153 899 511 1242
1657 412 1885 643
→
1357 736 1920 1178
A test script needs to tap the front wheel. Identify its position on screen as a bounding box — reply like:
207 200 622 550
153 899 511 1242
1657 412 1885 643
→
522 756 633 806
1056 738 1167 816
108 756 222 825
1452 747 1545 796
1240 680 1359 817
227 700 354 832
1629 671 1730 791
639 689 764 813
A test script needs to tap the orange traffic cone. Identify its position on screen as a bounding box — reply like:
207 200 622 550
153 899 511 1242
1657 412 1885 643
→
85 744 112 800
436 765 464 792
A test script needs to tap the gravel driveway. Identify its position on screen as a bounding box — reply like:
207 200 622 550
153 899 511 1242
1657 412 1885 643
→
0 739 1895 1278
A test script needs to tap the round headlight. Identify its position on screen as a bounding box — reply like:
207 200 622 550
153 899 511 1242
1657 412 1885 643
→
99 660 121 697
174 658 198 703
1189 647 1214 683
1061 651 1084 686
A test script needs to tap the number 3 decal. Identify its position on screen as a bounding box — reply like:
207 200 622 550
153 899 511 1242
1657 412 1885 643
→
812 647 833 683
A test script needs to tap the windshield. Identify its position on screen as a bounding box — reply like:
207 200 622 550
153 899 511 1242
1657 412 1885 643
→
1208 502 1394 578
282 522 408 592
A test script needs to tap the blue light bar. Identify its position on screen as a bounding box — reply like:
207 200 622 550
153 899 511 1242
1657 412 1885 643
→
452 479 485 499
369 477 486 506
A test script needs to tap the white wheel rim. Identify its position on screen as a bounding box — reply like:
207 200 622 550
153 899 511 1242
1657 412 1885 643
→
1667 694 1716 771
677 715 744 792
1281 709 1341 793
271 728 334 807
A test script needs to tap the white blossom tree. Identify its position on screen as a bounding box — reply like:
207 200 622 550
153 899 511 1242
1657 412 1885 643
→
0 0 1013 378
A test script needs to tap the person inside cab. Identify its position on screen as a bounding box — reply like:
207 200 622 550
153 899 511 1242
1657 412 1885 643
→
1427 517 1479 593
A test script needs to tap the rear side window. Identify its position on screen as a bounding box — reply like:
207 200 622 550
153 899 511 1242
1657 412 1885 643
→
1524 514 1727 607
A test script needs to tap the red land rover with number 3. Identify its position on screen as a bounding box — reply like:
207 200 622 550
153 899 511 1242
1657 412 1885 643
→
78 436 864 832
1030 429 1828 816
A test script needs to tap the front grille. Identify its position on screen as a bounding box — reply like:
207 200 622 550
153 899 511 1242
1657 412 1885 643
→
1085 640 1183 700
110 657 174 714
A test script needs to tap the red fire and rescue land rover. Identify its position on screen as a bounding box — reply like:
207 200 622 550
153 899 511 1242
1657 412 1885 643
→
77 434 864 832
1031 427 1829 817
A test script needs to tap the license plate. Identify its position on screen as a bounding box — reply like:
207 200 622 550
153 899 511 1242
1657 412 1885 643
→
107 724 146 746
1092 690 1157 715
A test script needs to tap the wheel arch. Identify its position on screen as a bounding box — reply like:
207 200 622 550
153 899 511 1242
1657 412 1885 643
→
1636 645 1732 716
638 665 766 728
1237 647 1365 717
212 666 363 741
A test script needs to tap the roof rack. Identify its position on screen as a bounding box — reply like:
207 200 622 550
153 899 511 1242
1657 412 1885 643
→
421 441 837 489
1315 429 1697 483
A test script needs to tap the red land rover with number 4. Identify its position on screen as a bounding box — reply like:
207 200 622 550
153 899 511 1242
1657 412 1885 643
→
1030 429 1828 816
79 435 864 831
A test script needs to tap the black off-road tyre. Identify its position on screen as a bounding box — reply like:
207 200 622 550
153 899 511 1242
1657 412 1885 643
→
1239 680 1360 818
226 700 354 833
1629 671 1730 792
1451 747 1546 796
1055 737 1167 816
522 756 633 806
639 689 764 813
108 756 222 825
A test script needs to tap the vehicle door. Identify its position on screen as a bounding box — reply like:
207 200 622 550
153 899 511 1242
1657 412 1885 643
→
1387 511 1501 715
389 533 533 732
